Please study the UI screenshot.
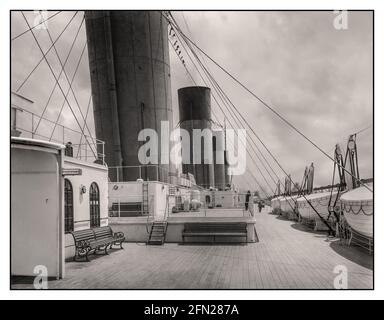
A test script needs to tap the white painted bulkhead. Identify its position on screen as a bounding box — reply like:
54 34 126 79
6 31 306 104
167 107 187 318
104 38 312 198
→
108 181 199 219
11 136 110 268
11 138 65 278
63 157 108 260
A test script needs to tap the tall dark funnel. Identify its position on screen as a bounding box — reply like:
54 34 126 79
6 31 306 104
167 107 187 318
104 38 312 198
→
178 86 214 189
85 11 173 182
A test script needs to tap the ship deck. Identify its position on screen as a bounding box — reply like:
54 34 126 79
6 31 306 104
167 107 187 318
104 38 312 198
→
12 207 373 289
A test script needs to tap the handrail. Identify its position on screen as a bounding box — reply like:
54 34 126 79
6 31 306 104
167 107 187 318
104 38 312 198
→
11 105 105 165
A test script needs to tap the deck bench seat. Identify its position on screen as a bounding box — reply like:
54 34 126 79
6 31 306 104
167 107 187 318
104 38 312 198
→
182 223 248 244
71 226 125 262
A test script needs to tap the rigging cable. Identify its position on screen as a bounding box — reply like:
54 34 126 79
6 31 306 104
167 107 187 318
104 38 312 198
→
20 12 96 158
166 13 372 193
12 11 62 41
171 23 274 196
168 13 332 229
34 14 85 136
169 14 295 207
355 125 372 136
75 94 93 158
169 13 285 190
49 41 88 141
42 14 97 150
15 11 78 93
185 34 280 188
169 21 270 196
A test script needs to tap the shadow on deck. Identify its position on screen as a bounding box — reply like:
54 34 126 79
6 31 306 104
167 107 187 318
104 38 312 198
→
290 222 325 234
329 240 373 270
289 222 373 270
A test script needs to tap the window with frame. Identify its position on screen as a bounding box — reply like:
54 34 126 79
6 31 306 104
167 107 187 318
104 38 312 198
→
64 179 74 233
89 182 100 228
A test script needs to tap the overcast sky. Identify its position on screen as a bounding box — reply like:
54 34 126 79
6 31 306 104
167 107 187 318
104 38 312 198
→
11 11 373 193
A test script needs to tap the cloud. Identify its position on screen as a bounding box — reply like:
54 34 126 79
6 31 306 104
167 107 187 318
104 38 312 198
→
11 10 373 191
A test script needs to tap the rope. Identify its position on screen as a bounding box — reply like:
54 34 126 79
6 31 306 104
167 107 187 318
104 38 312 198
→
42 14 96 152
169 16 271 196
165 12 372 194
168 18 265 195
326 146 347 224
341 202 373 216
168 13 334 231
49 41 87 141
171 14 293 196
15 12 78 93
171 16 276 192
355 125 372 136
170 14 301 206
172 21 274 196
21 12 96 159
34 14 85 136
75 94 93 158
12 11 61 41
170 14 298 211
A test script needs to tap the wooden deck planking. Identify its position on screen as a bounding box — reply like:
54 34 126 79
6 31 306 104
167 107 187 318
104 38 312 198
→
11 208 373 289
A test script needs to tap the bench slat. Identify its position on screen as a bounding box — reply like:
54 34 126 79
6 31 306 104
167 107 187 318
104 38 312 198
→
184 233 246 236
71 226 125 261
182 222 247 244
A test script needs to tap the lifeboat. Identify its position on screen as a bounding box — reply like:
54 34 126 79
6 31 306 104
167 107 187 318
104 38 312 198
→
270 197 281 214
340 183 373 239
296 191 340 230
280 196 297 214
279 195 300 220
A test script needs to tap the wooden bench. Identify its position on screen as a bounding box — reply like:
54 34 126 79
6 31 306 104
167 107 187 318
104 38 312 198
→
182 222 248 244
71 226 125 262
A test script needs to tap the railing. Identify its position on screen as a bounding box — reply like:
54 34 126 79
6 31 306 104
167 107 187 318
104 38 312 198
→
109 165 196 187
108 186 253 219
109 165 170 183
170 191 252 218
11 105 105 165
109 195 154 218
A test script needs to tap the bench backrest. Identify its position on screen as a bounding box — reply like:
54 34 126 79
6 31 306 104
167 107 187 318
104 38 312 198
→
184 223 247 233
93 226 113 240
71 229 95 243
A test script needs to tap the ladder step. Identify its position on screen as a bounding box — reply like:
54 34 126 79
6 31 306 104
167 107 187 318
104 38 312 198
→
147 222 167 246
148 241 163 245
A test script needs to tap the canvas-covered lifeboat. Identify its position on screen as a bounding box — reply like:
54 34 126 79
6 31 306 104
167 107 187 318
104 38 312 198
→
296 191 340 226
340 183 373 238
280 196 298 214
271 196 281 214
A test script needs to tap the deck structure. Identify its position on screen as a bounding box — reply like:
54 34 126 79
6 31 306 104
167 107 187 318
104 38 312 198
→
11 207 373 289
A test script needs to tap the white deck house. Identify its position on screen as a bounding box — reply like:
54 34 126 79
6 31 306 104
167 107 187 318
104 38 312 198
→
11 93 109 278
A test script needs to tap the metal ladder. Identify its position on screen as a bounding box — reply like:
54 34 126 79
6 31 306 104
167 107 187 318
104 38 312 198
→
147 186 173 245
147 221 168 245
